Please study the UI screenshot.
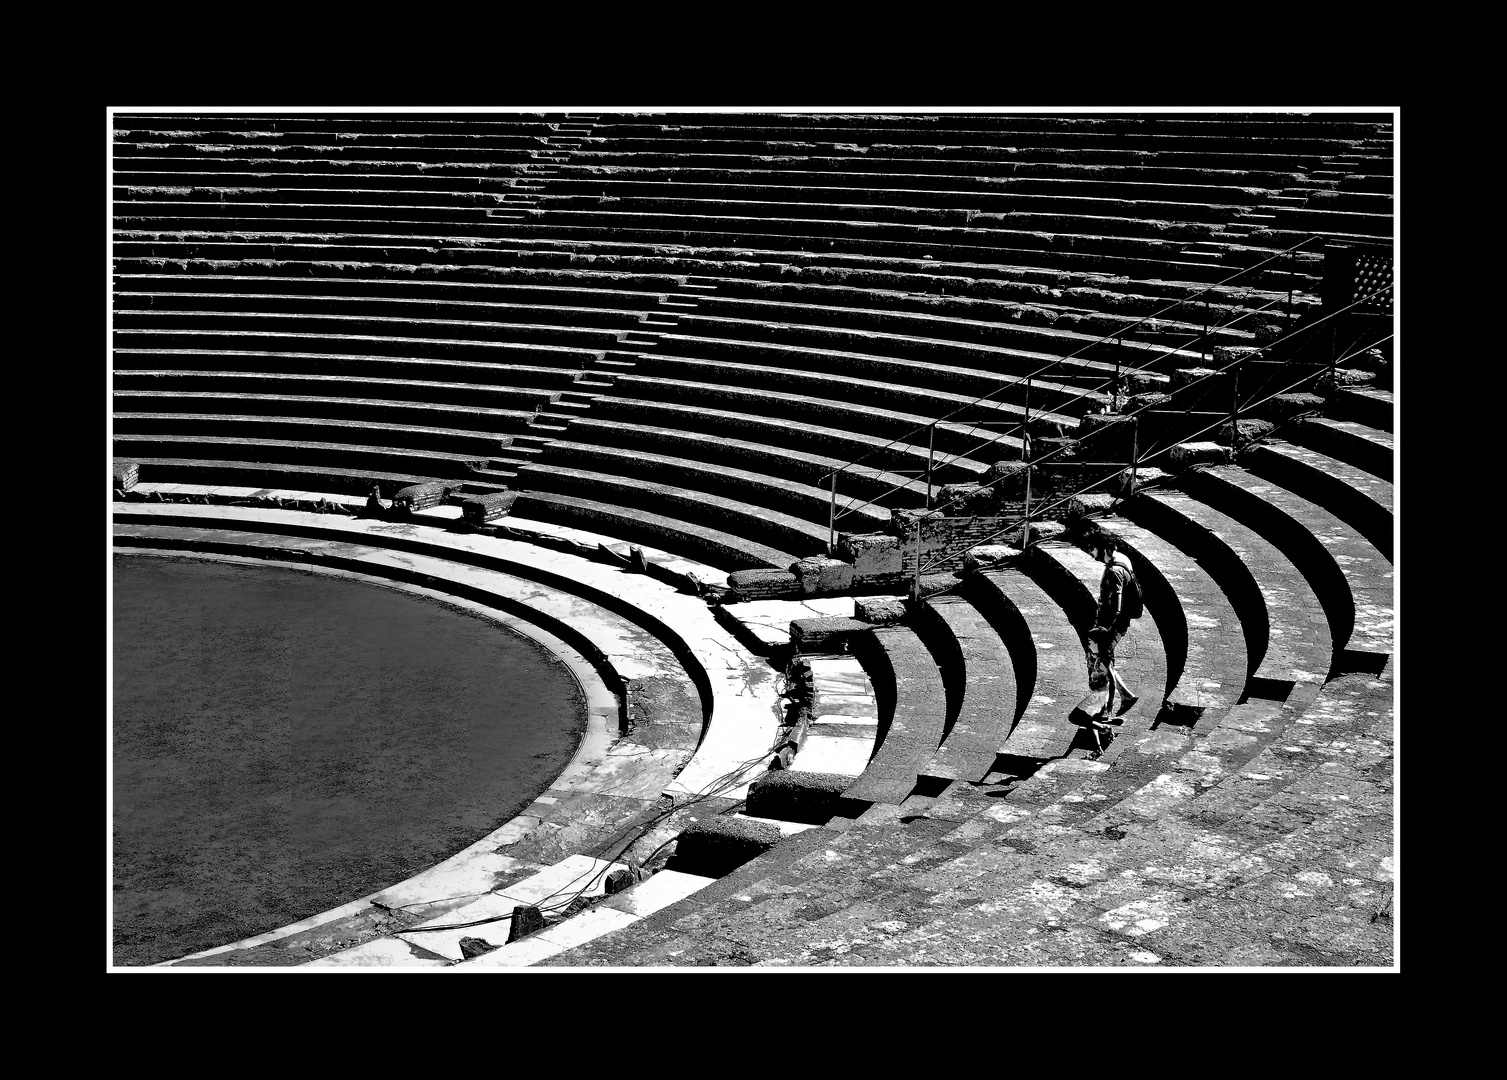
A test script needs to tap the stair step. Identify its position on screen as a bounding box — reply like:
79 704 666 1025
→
618 337 658 347
597 357 638 368
1269 196 1308 206
529 421 569 433
660 300 700 309
470 466 518 481
554 400 593 412
640 318 678 328
575 379 614 389
681 283 719 291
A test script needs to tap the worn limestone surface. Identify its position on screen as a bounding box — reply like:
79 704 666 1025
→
114 494 785 966
544 662 1392 968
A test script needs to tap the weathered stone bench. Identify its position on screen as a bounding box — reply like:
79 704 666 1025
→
582 396 988 485
511 490 793 571
601 371 1023 461
915 593 1020 784
1287 417 1393 481
1095 516 1249 720
1242 440 1393 559
842 625 949 805
514 466 826 564
969 567 1089 763
112 389 535 437
112 432 488 481
561 417 931 509
525 439 894 533
113 367 561 412
113 410 517 459
1126 489 1330 700
113 306 633 352
1178 464 1391 672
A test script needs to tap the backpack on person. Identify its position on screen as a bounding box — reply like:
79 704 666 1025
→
1119 562 1144 621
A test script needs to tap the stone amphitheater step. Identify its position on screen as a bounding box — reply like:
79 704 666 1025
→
112 340 596 384
1168 660 1393 848
114 458 450 498
1095 515 1249 720
600 371 1027 462
968 567 1090 763
583 395 988 486
114 368 562 412
515 461 835 557
1241 440 1392 558
841 626 950 804
1178 464 1391 670
510 490 796 571
561 416 932 509
618 351 1074 436
114 432 490 481
111 389 536 435
1284 417 1393 480
526 439 895 532
113 411 516 459
114 312 630 357
1324 386 1393 432
115 293 653 336
640 335 1114 416
1125 489 1332 698
454 868 720 969
915 593 1020 783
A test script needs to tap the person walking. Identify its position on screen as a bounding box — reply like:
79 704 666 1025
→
1085 526 1141 720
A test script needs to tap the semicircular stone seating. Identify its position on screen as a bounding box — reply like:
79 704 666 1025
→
113 109 1394 967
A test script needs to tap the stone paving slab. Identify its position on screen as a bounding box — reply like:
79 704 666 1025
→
720 596 858 650
790 735 875 776
394 854 627 961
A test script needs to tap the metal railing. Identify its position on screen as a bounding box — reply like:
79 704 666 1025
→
904 279 1394 596
817 235 1327 551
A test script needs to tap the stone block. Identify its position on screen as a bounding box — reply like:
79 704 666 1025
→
1316 367 1376 396
1126 391 1172 411
669 816 783 877
113 460 139 491
392 481 452 514
1171 367 1226 389
746 770 856 826
505 904 547 943
1168 441 1233 469
855 597 908 624
1258 392 1326 421
937 482 987 515
962 545 1021 573
890 507 945 538
460 490 518 524
1212 345 1264 368
1074 412 1137 456
727 568 801 600
790 556 856 596
1065 492 1118 521
790 616 872 652
985 460 1032 497
836 532 903 576
1216 418 1276 448
1125 371 1167 394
